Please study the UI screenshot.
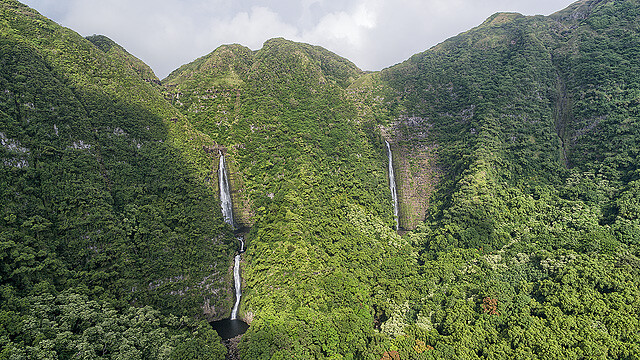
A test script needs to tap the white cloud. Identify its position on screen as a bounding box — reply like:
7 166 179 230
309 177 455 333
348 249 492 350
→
304 1 380 47
22 0 577 78
207 6 299 49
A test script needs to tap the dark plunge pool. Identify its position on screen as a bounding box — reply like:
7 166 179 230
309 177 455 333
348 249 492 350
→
210 319 249 340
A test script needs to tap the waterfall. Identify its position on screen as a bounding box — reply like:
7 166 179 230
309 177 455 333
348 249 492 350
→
231 237 244 319
238 237 245 253
219 151 243 320
219 151 234 227
231 253 241 320
386 140 399 230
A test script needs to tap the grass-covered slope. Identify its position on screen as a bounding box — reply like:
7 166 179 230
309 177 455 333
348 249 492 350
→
86 34 160 84
0 1 232 357
165 38 415 359
347 0 640 358
2 0 640 358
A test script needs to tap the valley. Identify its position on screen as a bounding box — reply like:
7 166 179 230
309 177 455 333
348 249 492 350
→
1 0 639 359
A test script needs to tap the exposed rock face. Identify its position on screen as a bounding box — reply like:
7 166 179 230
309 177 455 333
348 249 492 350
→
394 142 440 230
202 297 224 320
382 118 441 231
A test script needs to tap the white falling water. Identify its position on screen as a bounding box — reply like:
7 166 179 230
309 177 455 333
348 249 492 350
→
386 140 399 230
219 151 234 227
238 237 245 253
231 253 241 320
219 151 242 320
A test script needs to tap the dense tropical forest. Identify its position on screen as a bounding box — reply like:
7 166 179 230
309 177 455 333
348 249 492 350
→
1 0 639 359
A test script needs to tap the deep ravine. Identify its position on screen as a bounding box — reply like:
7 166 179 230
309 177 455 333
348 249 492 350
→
211 151 248 357
218 151 243 321
386 140 400 230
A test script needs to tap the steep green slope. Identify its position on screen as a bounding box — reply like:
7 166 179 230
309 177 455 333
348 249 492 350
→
86 34 160 84
347 0 640 358
2 0 640 358
0 1 230 357
165 38 413 359
378 10 565 248
373 0 640 251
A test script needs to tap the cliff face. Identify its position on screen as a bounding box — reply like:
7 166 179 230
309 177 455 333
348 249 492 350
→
383 119 441 231
164 38 370 230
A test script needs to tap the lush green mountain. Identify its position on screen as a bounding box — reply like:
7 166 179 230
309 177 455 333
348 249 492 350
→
348 0 640 358
165 37 410 359
373 0 640 251
0 0 230 358
163 1 640 357
2 0 640 359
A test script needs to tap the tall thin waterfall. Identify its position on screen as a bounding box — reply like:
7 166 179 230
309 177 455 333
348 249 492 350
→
219 151 242 320
386 140 399 230
231 253 241 320
219 151 234 227
232 237 245 319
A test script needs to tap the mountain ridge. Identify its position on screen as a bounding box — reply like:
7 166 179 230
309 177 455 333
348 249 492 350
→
2 0 640 358
1 0 235 356
86 34 160 84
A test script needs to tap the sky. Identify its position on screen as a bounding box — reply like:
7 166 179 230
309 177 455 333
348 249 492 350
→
22 0 577 79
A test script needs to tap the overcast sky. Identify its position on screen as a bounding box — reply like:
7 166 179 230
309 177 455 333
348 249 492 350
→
22 0 576 79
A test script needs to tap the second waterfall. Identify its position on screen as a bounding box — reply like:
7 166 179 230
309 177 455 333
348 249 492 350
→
219 151 242 320
385 140 399 230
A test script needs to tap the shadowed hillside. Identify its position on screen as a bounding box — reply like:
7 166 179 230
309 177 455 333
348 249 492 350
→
0 0 231 357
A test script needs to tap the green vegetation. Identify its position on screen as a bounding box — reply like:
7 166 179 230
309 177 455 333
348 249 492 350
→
166 37 408 359
0 0 231 358
86 34 160 84
363 0 640 358
1 0 640 358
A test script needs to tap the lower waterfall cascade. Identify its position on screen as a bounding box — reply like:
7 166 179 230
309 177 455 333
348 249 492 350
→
230 237 244 320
